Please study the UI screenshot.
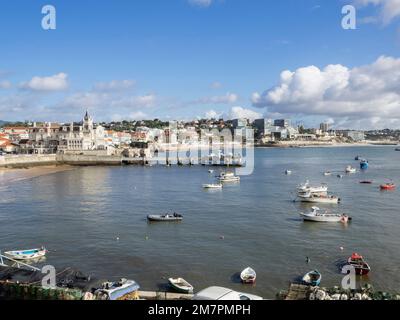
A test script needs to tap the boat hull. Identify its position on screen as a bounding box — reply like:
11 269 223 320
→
300 213 347 223
168 278 194 294
4 248 46 260
298 197 339 204
147 215 183 222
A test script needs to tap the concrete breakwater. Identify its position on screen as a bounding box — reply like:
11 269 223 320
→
0 154 145 168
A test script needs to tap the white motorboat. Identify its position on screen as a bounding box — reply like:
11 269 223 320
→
298 193 340 204
218 172 240 182
208 169 214 173
240 267 256 284
345 166 356 173
285 170 292 175
323 171 332 176
300 207 350 223
95 279 140 300
297 181 328 195
4 247 47 260
147 213 183 222
203 183 223 189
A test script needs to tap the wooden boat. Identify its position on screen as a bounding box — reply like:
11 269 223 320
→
95 278 140 300
347 253 371 276
168 278 194 294
380 183 396 191
147 213 183 222
240 267 256 284
203 183 223 189
300 207 350 223
4 247 47 260
302 270 322 286
298 193 340 204
360 180 373 184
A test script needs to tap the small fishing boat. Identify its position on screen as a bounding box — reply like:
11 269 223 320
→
95 279 140 300
218 172 240 182
347 253 371 276
345 166 357 173
203 183 223 189
302 270 322 286
360 180 373 184
240 267 257 284
147 213 183 222
285 170 292 175
298 193 340 204
323 171 332 176
208 169 214 173
360 159 369 170
300 207 350 223
4 247 47 260
168 278 194 294
380 183 396 191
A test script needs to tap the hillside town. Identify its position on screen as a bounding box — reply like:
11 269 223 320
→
0 111 398 156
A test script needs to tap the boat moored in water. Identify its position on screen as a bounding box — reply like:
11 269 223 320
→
302 270 322 286
347 253 371 276
345 165 357 173
218 172 240 182
168 278 194 294
4 247 47 260
360 180 373 184
360 159 369 170
300 207 350 223
297 181 328 195
240 267 257 284
298 193 340 204
147 213 183 222
380 183 396 191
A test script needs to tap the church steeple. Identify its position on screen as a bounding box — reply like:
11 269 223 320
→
84 110 89 121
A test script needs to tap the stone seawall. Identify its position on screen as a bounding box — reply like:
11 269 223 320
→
0 154 57 168
0 154 145 168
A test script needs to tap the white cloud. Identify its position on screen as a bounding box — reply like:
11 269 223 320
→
229 106 262 121
354 0 400 25
93 80 136 91
188 0 213 7
205 109 222 119
21 73 68 91
197 92 239 104
252 55 400 129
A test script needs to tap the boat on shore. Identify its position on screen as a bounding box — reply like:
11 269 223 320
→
380 183 396 191
218 172 240 182
300 207 349 223
203 183 223 189
168 278 194 294
95 278 140 300
347 253 371 276
298 193 340 204
302 270 322 286
147 213 183 222
4 247 47 260
240 267 256 284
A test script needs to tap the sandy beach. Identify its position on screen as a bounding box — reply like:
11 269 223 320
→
0 165 76 185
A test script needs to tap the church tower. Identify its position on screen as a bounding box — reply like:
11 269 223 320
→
83 110 93 133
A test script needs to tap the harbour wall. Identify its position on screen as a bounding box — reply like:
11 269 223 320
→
0 154 57 168
0 154 145 168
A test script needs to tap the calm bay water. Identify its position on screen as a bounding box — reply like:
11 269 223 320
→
1 146 400 298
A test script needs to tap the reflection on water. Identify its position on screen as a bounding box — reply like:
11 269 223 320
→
0 147 400 298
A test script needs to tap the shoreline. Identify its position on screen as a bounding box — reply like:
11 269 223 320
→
0 165 76 185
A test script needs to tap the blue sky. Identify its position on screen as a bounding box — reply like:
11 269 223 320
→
0 0 399 129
